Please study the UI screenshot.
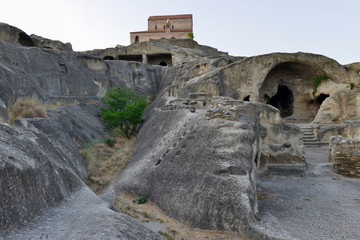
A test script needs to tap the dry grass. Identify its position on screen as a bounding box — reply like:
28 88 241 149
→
113 191 249 240
80 136 136 194
8 97 47 124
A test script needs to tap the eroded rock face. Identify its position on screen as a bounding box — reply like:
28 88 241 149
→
0 39 164 119
30 34 72 52
313 89 360 124
0 101 165 239
104 96 303 239
0 23 34 47
0 103 103 231
4 188 164 240
162 52 360 123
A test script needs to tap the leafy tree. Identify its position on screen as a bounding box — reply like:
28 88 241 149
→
100 87 146 139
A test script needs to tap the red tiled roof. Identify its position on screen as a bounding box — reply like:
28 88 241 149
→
148 14 192 20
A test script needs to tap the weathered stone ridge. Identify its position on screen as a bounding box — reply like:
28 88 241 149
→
103 96 303 239
0 103 105 231
0 39 164 120
330 136 360 178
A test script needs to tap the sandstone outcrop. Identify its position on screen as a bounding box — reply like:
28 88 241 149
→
0 22 72 51
0 102 164 239
0 39 163 120
30 34 73 52
103 96 303 239
163 52 360 123
0 103 101 230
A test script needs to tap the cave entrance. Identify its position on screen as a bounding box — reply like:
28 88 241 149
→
18 32 34 47
159 61 168 66
103 56 115 60
315 93 329 105
269 85 294 118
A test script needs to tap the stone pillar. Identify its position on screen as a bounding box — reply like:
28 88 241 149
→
142 54 148 64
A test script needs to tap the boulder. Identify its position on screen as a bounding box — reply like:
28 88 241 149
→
104 96 304 239
313 89 360 124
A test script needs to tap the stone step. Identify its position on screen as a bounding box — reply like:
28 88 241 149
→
304 142 328 147
266 163 306 175
302 132 315 135
303 135 316 138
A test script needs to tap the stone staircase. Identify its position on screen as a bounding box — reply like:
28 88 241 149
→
297 124 328 147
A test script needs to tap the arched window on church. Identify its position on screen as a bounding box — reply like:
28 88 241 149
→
163 25 165 30
172 25 174 30
155 25 157 30
135 36 139 43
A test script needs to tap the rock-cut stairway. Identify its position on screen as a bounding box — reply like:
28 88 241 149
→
297 124 328 147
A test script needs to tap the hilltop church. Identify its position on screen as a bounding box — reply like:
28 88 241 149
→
130 14 193 44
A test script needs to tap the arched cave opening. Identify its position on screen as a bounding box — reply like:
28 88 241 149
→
103 56 115 60
269 85 294 118
243 95 250 101
159 61 168 67
316 93 330 105
18 32 34 47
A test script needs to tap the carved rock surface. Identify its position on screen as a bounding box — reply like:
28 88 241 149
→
0 39 163 115
0 102 164 239
4 187 163 240
103 97 302 239
0 103 103 230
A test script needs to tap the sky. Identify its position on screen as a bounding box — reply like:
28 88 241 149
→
1 0 359 64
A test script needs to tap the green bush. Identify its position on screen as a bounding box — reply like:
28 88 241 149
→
137 196 148 204
187 32 194 39
100 87 146 139
312 74 329 101
350 83 355 90
104 138 115 147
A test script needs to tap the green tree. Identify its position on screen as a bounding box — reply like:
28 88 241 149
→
100 87 146 139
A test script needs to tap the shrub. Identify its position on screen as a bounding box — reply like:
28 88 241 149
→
100 87 146 139
187 32 194 39
350 83 355 90
104 138 115 147
137 196 148 204
312 74 329 101
8 97 47 124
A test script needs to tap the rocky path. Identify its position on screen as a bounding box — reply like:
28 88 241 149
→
3 187 163 240
257 147 360 240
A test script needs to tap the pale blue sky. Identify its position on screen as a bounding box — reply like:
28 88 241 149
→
1 0 359 64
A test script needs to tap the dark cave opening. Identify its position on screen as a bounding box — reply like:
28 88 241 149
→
243 95 250 101
316 93 330 105
269 85 294 118
159 61 168 66
18 32 34 47
103 56 115 60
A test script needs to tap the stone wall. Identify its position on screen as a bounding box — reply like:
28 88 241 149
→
130 31 190 44
148 17 192 32
329 136 360 178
